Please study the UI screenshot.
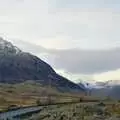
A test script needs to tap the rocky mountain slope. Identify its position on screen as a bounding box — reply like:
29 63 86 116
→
0 38 85 93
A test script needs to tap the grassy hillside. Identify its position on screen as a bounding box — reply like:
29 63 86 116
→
0 81 84 111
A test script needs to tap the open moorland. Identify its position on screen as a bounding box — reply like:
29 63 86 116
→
0 81 120 120
0 81 84 111
23 102 120 120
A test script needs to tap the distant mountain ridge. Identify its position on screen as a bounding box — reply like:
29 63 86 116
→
78 80 120 89
0 37 85 93
78 80 120 99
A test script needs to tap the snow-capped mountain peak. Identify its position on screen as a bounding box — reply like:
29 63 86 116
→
78 80 120 89
104 80 120 86
0 37 21 54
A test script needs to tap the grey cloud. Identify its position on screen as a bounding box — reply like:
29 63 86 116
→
0 0 120 50
49 48 120 74
9 40 120 74
9 39 47 54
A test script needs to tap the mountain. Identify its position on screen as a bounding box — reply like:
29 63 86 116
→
78 80 120 99
0 37 85 93
78 80 105 89
89 86 120 100
78 80 120 89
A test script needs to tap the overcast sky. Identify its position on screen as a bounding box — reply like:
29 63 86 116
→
0 0 120 82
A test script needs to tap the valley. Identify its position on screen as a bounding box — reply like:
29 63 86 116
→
0 38 120 120
0 81 84 112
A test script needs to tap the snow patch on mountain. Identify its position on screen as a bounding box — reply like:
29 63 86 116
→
78 80 120 89
0 37 21 54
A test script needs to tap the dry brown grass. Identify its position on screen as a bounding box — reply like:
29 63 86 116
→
0 81 85 111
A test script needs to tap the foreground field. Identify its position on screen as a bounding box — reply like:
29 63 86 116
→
22 102 120 120
1 81 120 120
0 81 83 111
